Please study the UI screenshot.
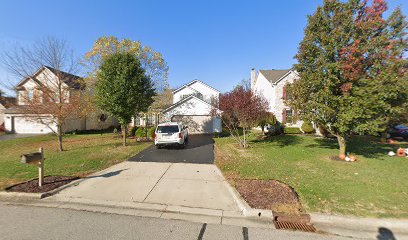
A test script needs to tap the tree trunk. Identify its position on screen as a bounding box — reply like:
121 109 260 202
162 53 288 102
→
337 135 346 157
122 124 127 147
261 125 265 134
380 131 388 143
242 127 247 148
57 124 63 152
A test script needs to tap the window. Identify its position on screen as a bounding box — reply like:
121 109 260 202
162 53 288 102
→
156 125 180 133
285 109 294 124
28 90 33 100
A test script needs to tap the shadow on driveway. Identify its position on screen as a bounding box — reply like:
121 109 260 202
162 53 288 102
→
128 134 214 164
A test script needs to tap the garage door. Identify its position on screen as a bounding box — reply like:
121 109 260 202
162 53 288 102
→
171 115 213 134
13 116 55 134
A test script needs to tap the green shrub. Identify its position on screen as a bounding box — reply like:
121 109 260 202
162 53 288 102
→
284 127 302 134
301 122 315 134
148 126 156 138
130 126 138 136
135 127 146 137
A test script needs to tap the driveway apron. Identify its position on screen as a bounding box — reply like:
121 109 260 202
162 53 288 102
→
49 161 240 212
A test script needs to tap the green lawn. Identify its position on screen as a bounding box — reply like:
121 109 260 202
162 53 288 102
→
215 134 408 218
0 133 150 190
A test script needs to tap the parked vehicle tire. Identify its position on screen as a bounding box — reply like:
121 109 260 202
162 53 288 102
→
156 145 161 149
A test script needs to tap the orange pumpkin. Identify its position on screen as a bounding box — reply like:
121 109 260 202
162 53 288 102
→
397 148 405 157
339 154 346 160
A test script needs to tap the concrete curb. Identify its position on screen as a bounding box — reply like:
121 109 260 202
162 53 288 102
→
213 166 273 220
310 212 408 231
3 198 275 229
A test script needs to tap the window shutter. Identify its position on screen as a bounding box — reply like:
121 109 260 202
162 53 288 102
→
282 109 287 123
282 86 287 100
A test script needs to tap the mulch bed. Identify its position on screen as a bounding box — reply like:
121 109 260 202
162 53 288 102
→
6 176 79 193
234 179 304 215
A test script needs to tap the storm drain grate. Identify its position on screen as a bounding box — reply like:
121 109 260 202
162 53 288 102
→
273 221 316 232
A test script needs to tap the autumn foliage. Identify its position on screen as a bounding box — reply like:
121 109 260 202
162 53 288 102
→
215 86 269 148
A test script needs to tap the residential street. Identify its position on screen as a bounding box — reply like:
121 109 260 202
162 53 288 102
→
0 203 350 240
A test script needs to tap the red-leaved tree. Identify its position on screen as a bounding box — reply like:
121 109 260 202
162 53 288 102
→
213 86 269 148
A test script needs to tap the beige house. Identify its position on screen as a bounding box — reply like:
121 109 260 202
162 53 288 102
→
4 66 117 134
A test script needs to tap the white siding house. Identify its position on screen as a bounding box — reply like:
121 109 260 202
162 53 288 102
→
251 68 302 127
162 80 222 134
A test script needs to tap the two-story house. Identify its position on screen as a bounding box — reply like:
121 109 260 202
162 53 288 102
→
251 68 302 127
4 66 117 134
161 80 222 134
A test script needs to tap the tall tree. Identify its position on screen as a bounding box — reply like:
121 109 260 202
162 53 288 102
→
287 0 408 157
83 36 169 92
95 52 155 146
2 37 83 151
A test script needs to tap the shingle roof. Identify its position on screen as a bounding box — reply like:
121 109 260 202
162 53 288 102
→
259 69 291 84
15 66 84 90
44 66 83 89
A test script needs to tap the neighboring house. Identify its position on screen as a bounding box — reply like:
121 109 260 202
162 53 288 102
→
0 95 16 129
4 66 117 134
162 80 222 134
250 68 302 127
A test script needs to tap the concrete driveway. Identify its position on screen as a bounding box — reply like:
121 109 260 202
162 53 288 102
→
129 134 214 164
50 161 241 212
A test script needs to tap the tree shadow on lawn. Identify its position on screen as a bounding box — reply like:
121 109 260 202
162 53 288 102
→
306 136 404 159
251 134 303 147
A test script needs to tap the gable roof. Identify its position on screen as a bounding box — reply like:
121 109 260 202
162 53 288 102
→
162 95 219 113
259 69 292 84
15 66 83 90
172 79 220 94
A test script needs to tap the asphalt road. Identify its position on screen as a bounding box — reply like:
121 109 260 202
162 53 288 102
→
129 134 214 164
0 203 350 240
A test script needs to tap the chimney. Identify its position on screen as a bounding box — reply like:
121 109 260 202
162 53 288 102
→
250 68 257 89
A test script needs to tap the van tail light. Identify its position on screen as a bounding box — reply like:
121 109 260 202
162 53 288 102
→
179 132 182 139
154 133 156 139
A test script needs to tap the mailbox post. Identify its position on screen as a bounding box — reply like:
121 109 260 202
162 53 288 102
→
21 147 44 187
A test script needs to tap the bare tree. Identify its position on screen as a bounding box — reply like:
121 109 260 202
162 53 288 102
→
2 37 84 151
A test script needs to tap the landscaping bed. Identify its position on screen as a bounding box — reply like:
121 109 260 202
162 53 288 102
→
6 176 78 193
234 179 303 215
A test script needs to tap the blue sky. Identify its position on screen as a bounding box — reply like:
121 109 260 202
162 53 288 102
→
0 0 407 96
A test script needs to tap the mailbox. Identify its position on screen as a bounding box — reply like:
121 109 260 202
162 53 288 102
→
21 152 43 164
21 147 44 187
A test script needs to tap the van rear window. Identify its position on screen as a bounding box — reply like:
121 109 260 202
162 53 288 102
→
157 125 179 133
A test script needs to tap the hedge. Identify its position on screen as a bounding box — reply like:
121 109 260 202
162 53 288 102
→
284 127 302 134
148 126 156 138
301 122 315 134
135 127 146 137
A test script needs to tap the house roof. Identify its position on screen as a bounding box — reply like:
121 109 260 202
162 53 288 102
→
0 96 16 109
259 69 292 84
3 105 52 114
15 66 83 90
172 79 220 94
162 95 219 113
